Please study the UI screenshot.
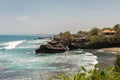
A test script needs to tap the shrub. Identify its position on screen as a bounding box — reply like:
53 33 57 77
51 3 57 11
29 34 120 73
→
90 36 97 44
48 54 120 80
115 54 120 72
49 65 120 80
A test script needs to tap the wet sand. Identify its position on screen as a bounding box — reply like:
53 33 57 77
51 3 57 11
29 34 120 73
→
94 51 116 69
97 48 120 69
85 49 117 69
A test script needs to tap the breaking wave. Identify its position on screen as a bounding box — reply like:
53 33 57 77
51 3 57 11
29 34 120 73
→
16 39 51 49
1 40 26 49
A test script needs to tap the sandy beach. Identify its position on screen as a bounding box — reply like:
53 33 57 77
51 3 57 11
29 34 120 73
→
102 47 120 53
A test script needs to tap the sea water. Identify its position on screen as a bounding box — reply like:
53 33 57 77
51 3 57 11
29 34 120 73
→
0 35 98 80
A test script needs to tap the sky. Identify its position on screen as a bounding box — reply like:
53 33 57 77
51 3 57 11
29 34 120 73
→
0 0 120 34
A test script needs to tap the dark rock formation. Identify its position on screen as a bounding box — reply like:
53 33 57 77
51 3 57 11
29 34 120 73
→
68 42 120 50
35 41 67 54
35 32 120 54
68 37 90 50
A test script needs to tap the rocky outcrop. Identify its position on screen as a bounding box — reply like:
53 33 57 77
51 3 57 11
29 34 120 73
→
35 32 120 54
35 33 90 53
68 37 90 50
35 40 67 54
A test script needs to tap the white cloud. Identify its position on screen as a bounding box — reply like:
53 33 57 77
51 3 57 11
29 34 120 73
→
16 16 32 23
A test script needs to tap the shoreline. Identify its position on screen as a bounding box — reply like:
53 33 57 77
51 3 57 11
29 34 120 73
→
101 47 120 54
85 49 117 69
96 47 120 69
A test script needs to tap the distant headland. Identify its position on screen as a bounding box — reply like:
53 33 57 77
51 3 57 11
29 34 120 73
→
35 24 120 53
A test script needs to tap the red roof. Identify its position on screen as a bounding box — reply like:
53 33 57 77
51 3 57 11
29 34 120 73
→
102 29 116 33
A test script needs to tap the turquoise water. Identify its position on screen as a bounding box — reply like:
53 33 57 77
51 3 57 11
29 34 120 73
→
0 35 98 80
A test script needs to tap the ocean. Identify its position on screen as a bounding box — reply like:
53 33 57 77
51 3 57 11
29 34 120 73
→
0 35 98 80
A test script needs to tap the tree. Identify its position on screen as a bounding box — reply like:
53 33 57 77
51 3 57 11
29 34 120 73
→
113 24 120 41
77 30 83 35
63 31 74 41
77 30 89 35
113 24 120 31
89 27 100 36
54 31 74 43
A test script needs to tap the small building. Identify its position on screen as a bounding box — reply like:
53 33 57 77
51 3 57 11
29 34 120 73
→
102 29 116 36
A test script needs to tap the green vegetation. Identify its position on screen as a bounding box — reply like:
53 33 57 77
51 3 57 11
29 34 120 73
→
113 24 120 31
54 24 120 46
89 27 100 36
90 36 97 44
89 24 120 44
77 30 89 35
54 31 74 42
48 54 120 80
54 31 75 46
115 54 120 72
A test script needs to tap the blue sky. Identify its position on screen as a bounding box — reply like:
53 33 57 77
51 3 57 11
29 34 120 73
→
0 0 120 34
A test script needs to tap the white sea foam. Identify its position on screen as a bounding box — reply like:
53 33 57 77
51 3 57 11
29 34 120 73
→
83 56 97 60
84 52 94 56
14 39 51 49
3 40 25 49
83 52 98 65
96 49 104 52
82 52 98 69
91 60 98 64
17 45 39 49
0 45 98 73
